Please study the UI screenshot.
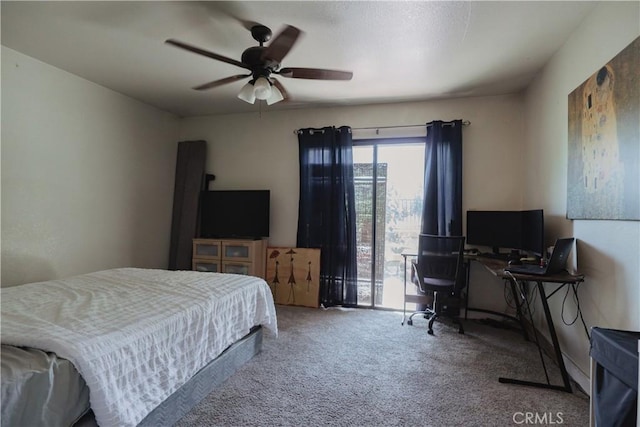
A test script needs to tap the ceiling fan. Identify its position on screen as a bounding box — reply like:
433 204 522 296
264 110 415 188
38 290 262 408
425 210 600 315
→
166 24 353 105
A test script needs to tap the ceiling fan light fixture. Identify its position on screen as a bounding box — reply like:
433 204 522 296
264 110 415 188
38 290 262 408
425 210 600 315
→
237 82 256 104
266 84 284 105
253 77 272 100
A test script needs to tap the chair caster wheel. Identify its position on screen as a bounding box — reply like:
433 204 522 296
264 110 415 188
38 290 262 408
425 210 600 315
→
427 329 434 335
407 319 413 326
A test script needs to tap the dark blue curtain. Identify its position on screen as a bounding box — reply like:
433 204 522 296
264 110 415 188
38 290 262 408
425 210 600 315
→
297 126 358 306
421 120 463 236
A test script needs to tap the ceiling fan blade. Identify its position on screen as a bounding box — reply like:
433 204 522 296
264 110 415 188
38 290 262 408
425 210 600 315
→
193 74 252 91
271 78 289 100
278 67 353 80
165 39 250 70
195 2 258 31
261 25 301 63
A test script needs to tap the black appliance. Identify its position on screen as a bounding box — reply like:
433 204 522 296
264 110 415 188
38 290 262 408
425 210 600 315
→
200 190 270 239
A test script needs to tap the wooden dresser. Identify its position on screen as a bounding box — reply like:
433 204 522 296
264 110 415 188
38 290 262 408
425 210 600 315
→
192 238 268 279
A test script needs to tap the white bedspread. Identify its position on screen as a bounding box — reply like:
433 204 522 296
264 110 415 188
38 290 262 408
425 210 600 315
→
1 268 277 427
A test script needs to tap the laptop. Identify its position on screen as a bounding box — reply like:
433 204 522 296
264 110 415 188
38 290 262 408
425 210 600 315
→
505 238 575 276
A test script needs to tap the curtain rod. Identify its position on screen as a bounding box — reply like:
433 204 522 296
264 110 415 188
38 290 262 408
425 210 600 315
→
352 120 470 131
293 120 470 135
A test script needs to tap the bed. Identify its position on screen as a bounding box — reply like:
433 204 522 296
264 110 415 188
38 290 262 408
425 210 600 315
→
1 268 277 427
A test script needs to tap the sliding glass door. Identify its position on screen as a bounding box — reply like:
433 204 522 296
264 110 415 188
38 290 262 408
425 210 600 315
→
353 139 425 309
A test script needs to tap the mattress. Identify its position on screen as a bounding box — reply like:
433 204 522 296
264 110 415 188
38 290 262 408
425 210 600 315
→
1 268 277 427
73 326 264 427
1 345 90 427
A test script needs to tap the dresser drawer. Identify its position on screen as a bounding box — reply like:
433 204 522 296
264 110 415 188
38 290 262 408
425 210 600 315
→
221 241 253 261
222 261 253 276
193 259 221 273
193 240 221 260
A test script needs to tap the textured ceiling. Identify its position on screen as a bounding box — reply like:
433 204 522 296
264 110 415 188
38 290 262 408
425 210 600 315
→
1 1 597 117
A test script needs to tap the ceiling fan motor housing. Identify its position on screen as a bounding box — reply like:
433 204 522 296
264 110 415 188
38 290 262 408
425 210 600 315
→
241 46 279 80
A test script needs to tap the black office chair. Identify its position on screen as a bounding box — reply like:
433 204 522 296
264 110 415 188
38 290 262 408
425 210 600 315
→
408 234 466 335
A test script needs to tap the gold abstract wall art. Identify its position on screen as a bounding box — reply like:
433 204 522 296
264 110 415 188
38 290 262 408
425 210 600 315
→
567 36 639 220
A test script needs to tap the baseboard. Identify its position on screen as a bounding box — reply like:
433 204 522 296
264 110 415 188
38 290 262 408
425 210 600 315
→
563 353 590 396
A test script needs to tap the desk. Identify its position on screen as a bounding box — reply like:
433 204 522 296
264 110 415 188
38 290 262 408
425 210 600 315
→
474 256 584 393
401 253 584 392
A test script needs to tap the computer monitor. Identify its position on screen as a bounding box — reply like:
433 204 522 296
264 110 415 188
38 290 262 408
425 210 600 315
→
466 209 544 256
520 209 545 256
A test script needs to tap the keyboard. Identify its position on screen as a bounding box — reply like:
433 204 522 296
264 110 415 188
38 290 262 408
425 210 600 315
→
478 252 511 260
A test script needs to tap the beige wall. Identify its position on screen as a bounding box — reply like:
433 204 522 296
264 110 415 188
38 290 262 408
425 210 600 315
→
1 47 180 286
523 2 640 390
180 95 527 246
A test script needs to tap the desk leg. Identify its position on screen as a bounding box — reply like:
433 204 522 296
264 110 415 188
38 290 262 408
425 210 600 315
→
508 279 530 342
537 281 572 392
499 281 572 393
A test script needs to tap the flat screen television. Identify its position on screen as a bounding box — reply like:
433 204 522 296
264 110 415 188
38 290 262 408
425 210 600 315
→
200 190 270 239
466 209 544 256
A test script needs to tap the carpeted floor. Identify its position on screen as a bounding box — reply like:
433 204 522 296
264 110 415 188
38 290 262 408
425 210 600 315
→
176 305 589 426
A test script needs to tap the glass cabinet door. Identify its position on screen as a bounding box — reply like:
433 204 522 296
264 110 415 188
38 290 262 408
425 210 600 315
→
194 240 221 259
193 260 220 273
222 262 251 275
222 242 252 261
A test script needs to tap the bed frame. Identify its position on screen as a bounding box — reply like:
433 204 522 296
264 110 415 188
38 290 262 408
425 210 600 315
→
75 326 263 426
